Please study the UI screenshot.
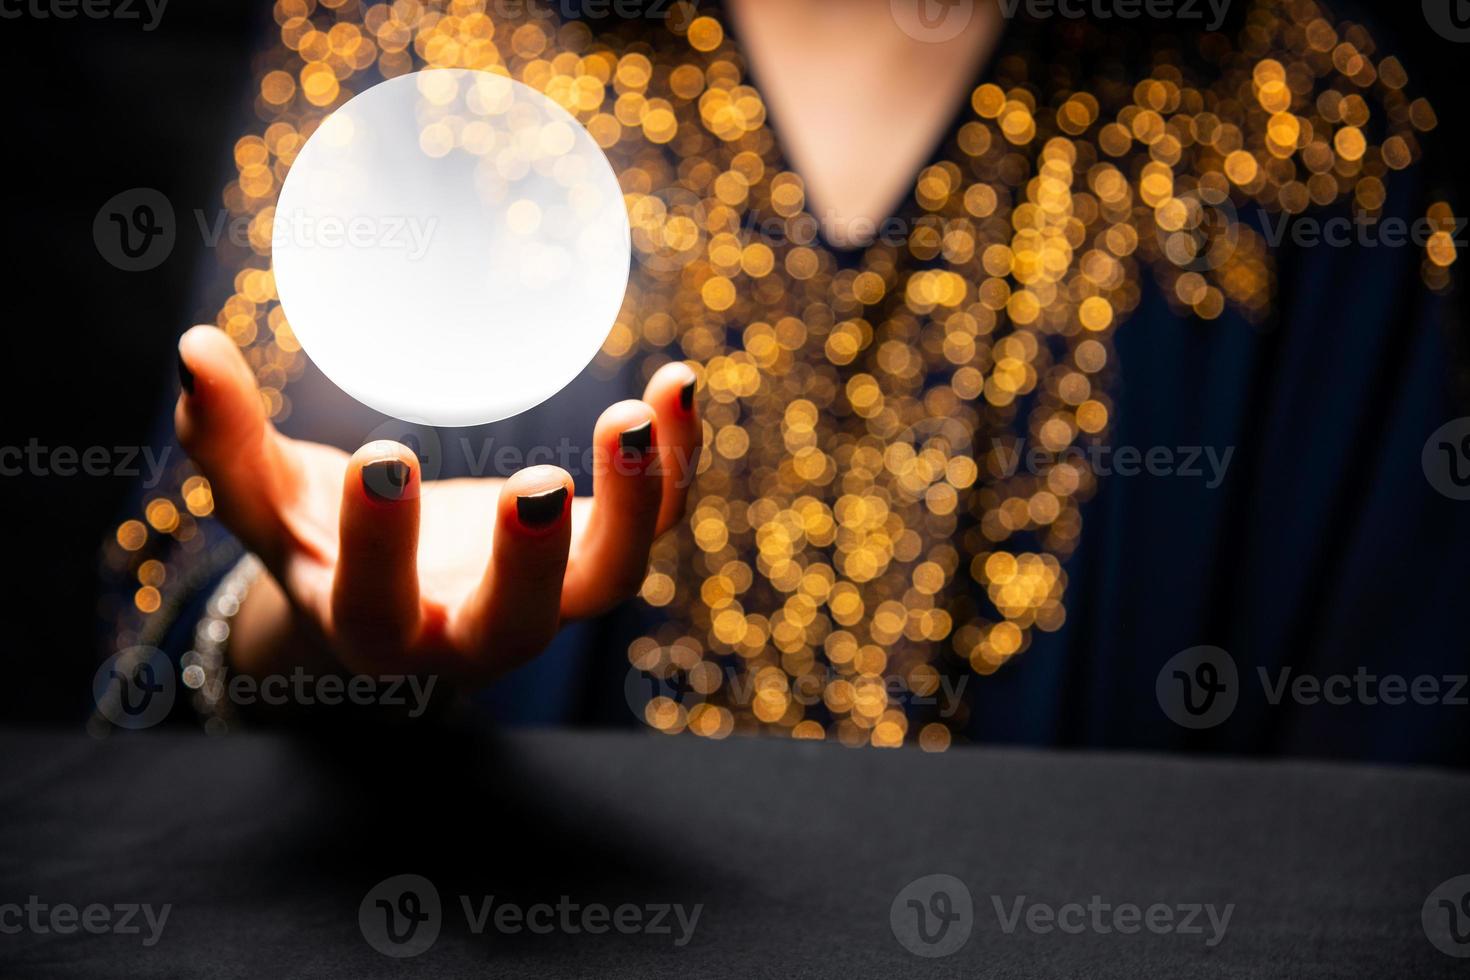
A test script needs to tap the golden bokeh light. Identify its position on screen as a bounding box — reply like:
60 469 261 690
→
109 0 1454 749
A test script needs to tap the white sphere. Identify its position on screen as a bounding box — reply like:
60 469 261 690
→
272 69 631 427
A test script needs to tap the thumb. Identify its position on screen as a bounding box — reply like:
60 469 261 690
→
174 324 294 564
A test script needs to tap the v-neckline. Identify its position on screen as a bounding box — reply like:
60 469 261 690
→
711 0 1010 260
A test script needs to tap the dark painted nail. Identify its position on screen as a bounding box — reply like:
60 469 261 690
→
679 378 695 412
516 485 568 528
363 459 410 502
619 419 653 455
177 350 195 395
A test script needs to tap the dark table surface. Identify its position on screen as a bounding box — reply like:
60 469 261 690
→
1 725 1468 978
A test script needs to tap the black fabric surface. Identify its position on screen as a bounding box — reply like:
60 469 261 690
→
1 727 1467 977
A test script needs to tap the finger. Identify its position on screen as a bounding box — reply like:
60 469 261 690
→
454 465 573 676
331 442 423 668
641 361 701 535
174 325 295 563
561 401 663 620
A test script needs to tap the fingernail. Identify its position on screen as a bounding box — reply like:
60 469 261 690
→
516 485 568 528
363 459 410 502
619 419 653 455
177 350 195 395
679 378 695 412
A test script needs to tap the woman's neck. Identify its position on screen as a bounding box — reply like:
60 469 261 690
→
727 0 1004 247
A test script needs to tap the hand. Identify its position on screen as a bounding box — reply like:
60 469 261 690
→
174 325 701 686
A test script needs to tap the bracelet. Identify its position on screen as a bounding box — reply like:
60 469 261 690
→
180 553 264 734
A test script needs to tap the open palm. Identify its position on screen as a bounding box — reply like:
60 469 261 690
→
175 325 700 684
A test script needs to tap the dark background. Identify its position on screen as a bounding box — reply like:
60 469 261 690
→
2 0 267 721
1 0 1465 725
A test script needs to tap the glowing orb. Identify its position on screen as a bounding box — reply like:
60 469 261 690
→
272 69 631 427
